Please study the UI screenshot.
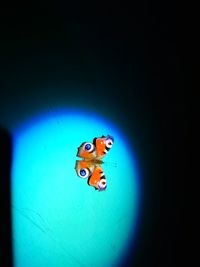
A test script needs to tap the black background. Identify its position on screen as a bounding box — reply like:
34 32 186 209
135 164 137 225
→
0 3 183 267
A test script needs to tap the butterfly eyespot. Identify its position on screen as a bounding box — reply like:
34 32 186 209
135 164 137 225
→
79 168 89 178
98 179 107 190
105 139 113 148
84 142 94 152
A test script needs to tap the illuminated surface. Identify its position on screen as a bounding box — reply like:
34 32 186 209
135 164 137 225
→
12 109 140 267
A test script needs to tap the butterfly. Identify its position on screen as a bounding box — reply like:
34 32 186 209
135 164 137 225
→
75 135 114 191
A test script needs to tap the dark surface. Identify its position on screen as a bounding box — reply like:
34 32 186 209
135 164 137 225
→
0 128 13 267
0 4 183 267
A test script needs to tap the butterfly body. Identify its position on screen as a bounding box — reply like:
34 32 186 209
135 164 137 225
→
75 135 114 191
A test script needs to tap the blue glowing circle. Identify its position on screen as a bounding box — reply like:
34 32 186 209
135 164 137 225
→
84 143 91 151
80 169 86 176
12 109 140 267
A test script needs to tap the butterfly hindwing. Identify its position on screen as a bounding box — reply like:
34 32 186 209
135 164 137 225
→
75 161 107 191
87 165 107 191
75 160 95 179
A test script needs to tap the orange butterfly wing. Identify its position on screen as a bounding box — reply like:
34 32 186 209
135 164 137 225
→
75 160 95 178
87 165 107 191
76 142 97 160
93 135 114 159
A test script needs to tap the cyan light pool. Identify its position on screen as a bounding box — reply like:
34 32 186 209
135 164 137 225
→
12 108 140 267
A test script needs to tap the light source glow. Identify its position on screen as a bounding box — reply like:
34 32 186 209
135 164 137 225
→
12 108 140 267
